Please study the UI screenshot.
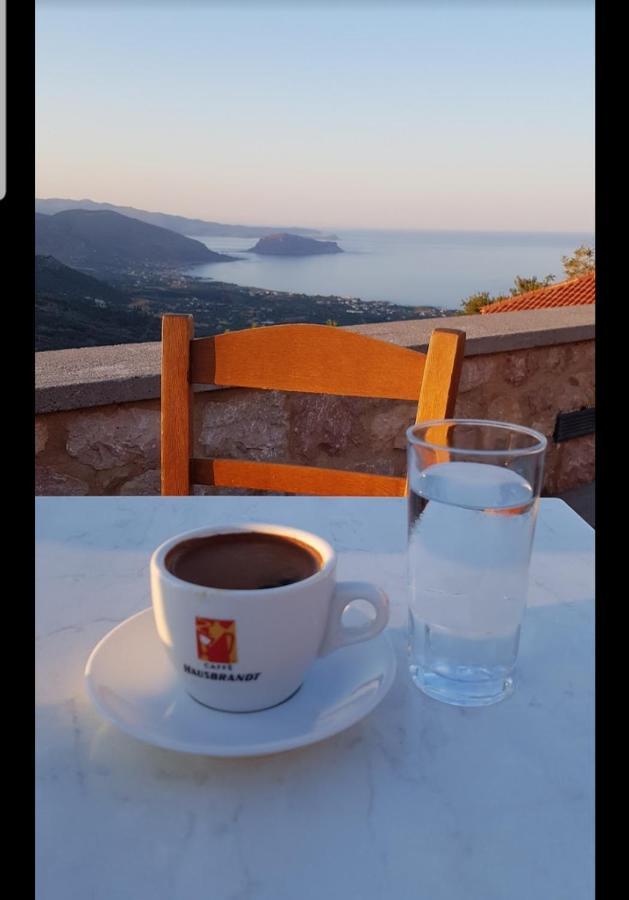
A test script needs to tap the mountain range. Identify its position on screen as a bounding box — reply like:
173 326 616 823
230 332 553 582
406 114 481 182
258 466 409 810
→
35 254 130 305
35 198 322 238
35 209 234 274
35 255 161 350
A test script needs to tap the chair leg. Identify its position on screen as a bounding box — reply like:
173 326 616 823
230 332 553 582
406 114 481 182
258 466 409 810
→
161 315 194 495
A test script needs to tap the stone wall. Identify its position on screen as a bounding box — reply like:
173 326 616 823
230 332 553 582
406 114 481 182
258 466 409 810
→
454 341 594 495
35 338 595 496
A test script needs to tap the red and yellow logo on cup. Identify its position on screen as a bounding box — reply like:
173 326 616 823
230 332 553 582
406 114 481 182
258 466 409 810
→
195 617 238 664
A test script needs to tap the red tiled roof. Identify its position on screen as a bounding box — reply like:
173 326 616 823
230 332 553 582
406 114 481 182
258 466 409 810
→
480 272 595 314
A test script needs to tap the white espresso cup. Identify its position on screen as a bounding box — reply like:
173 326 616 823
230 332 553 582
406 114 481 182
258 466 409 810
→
150 523 390 712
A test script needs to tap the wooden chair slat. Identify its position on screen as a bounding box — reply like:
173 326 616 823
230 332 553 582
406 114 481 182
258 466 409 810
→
189 324 426 400
190 458 406 497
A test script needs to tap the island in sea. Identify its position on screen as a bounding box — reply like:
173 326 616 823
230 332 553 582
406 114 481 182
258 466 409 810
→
247 233 343 256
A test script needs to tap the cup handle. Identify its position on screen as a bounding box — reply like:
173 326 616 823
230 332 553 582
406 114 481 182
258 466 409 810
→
318 581 389 657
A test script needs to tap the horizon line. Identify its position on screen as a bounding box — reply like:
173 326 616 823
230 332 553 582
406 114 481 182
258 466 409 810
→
34 197 595 237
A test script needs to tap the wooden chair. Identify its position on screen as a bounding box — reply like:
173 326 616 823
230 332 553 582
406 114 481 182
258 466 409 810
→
160 316 465 496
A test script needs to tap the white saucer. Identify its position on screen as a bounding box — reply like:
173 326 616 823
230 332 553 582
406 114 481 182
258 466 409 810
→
85 608 397 757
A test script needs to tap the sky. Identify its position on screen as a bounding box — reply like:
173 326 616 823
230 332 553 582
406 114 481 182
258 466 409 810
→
35 1 594 231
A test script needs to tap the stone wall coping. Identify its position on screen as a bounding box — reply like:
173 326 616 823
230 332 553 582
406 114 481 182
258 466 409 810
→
35 306 595 414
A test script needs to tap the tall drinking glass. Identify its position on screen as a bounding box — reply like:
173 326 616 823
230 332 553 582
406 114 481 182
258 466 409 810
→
407 419 547 707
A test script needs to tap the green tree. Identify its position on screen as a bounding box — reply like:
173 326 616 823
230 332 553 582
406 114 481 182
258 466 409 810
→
509 274 555 295
325 319 339 326
459 273 556 315
562 245 595 279
458 291 502 315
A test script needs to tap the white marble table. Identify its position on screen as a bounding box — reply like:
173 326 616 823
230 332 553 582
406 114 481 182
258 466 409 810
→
36 497 594 900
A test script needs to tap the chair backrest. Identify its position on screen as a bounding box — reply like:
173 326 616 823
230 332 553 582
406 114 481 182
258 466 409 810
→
161 316 465 496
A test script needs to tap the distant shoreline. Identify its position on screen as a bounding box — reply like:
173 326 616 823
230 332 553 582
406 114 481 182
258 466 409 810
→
187 228 595 310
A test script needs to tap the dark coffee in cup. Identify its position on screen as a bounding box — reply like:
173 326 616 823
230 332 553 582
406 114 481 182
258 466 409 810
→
165 531 322 591
152 523 390 712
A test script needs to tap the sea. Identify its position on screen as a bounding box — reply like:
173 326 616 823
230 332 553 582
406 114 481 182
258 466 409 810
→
185 228 594 311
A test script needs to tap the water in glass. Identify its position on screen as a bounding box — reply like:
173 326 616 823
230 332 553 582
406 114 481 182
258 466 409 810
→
408 460 537 706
